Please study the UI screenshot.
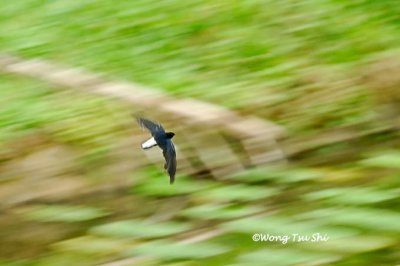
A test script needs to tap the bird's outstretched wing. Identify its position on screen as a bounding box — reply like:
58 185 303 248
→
163 140 177 184
137 117 165 136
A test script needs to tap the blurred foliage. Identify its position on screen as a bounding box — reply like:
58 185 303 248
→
0 75 128 145
232 248 339 266
125 240 230 260
180 203 264 220
1 0 400 266
360 151 400 169
91 220 191 238
1 0 400 134
18 204 109 223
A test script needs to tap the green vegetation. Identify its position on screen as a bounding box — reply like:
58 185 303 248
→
1 0 400 134
1 1 400 266
0 74 127 146
18 204 109 223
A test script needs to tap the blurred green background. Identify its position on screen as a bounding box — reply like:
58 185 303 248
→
0 0 400 265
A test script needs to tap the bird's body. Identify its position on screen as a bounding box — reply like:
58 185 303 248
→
137 117 176 184
141 137 157 149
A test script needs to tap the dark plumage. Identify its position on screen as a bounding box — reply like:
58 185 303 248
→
137 117 177 184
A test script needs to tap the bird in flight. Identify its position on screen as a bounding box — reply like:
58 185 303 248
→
137 117 177 184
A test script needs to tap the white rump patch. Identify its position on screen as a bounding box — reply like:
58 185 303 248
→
141 137 157 149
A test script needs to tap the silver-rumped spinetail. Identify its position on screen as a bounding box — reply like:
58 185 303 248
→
137 117 176 184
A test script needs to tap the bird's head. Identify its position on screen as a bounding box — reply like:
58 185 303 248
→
166 132 175 139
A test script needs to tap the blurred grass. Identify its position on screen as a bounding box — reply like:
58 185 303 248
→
1 1 400 266
1 0 399 134
0 73 130 164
